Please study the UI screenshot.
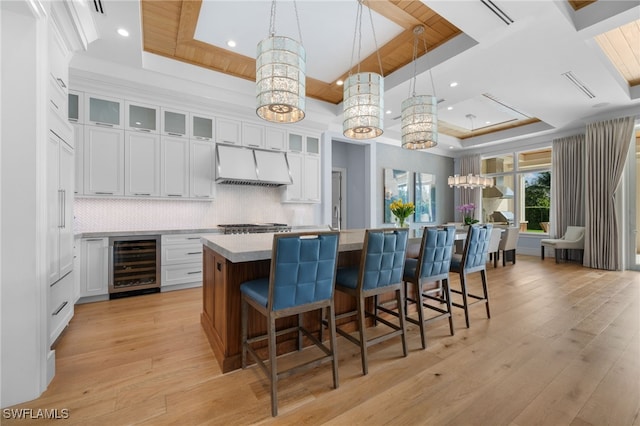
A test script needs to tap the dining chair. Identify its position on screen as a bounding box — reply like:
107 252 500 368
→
540 226 585 264
498 226 519 266
240 231 340 416
402 225 456 349
333 228 409 375
486 227 503 268
449 224 493 328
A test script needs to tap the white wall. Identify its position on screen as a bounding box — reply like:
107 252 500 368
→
74 185 318 233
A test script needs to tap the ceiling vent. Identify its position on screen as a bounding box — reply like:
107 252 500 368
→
482 93 530 119
480 0 514 25
92 0 104 14
562 71 596 99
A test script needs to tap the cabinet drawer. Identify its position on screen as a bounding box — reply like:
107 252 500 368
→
49 75 68 120
162 243 203 265
161 264 203 287
162 234 203 245
49 273 73 344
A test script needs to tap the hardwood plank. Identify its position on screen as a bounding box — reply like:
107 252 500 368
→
3 256 639 425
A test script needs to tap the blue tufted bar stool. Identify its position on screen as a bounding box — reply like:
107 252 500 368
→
402 226 456 349
240 231 340 417
449 224 493 328
334 228 409 375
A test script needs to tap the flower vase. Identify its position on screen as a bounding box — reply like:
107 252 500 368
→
396 218 409 228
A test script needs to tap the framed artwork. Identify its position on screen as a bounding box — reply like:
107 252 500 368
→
414 172 436 223
383 169 409 223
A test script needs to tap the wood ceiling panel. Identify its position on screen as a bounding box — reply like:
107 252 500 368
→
595 19 640 87
568 0 597 11
140 0 538 139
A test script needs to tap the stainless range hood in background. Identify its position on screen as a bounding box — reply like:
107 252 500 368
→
215 144 293 187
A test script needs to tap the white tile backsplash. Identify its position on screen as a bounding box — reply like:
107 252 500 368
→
74 185 318 233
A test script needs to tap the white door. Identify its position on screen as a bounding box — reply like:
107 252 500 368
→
190 141 216 199
304 155 321 202
81 238 109 297
58 141 74 278
161 137 189 197
84 126 124 195
47 133 61 284
125 131 161 196
285 153 303 201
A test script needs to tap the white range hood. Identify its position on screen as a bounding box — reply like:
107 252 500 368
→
215 144 293 187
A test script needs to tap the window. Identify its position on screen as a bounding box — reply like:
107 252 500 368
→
482 147 551 233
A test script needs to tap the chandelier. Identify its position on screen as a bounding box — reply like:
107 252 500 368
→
401 25 438 149
448 174 494 189
343 0 384 140
256 0 305 124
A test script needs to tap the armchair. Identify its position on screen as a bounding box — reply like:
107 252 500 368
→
540 226 585 264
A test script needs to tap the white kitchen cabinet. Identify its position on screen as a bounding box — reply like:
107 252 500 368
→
125 101 159 133
242 122 265 148
162 108 189 137
49 272 74 346
190 140 216 199
215 117 241 145
84 126 125 195
124 131 161 197
161 234 203 291
72 123 84 194
80 238 109 298
161 136 189 198
283 132 321 203
265 127 286 151
85 93 124 128
191 113 214 141
47 130 74 285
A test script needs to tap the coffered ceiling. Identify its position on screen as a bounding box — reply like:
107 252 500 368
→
72 0 640 152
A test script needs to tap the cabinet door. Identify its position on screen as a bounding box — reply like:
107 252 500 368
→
191 113 214 141
125 131 161 197
304 155 321 202
126 101 159 133
265 127 286 151
161 137 189 198
215 117 241 145
47 133 61 284
59 141 74 277
72 123 84 194
85 93 123 128
190 141 216 199
241 122 265 148
283 152 303 201
306 135 320 155
84 126 124 195
288 132 303 152
162 108 189 137
68 90 83 123
81 238 109 297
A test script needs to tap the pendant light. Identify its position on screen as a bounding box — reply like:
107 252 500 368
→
401 25 438 149
343 0 384 140
256 0 305 124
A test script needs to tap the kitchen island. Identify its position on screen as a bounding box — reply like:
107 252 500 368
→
200 229 423 373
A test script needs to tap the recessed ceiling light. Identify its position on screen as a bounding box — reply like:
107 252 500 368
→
117 28 129 37
485 121 491 124
449 82 458 87
447 106 453 111
227 40 236 48
449 146 454 149
336 80 344 86
386 110 392 115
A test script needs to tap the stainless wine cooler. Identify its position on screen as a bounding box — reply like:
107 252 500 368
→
108 235 161 298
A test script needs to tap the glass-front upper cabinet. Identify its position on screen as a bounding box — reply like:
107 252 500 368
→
288 133 303 152
162 108 188 137
190 113 214 141
85 93 124 128
306 136 320 155
125 101 159 133
68 90 83 123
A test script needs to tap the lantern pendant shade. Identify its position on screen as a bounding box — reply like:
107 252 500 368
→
256 36 306 123
401 95 438 149
343 72 384 139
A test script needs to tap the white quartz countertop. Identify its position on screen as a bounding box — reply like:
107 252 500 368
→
201 229 427 263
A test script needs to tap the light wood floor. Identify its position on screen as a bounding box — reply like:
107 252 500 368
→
5 255 640 425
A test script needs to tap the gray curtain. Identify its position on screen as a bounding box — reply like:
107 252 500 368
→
551 134 585 239
584 116 635 270
459 154 481 222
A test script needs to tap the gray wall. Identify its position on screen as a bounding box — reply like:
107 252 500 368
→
376 143 455 226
